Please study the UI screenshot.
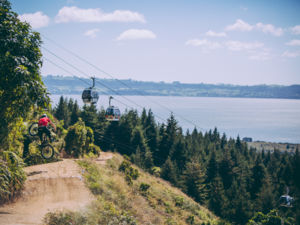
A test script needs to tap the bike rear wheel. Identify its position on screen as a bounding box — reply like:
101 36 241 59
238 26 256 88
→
41 144 54 159
28 122 39 136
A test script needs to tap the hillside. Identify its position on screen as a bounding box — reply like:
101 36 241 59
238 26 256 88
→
0 152 219 225
43 75 300 99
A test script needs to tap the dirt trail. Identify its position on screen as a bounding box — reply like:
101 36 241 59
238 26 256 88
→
0 152 114 225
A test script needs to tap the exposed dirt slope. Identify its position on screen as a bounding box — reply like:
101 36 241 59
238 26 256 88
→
0 158 97 225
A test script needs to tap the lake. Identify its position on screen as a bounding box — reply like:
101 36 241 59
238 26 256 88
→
50 95 300 144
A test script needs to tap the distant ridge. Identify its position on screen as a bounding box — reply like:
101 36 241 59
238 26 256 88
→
43 75 300 99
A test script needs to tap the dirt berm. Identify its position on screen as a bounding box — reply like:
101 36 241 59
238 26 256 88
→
0 158 95 225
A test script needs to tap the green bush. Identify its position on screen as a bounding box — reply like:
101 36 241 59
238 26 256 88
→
151 166 161 177
174 196 184 207
43 210 87 225
0 151 26 204
119 160 139 185
64 120 94 157
88 144 101 156
139 183 150 192
139 183 151 196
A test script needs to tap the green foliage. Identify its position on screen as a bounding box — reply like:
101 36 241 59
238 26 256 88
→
118 160 139 185
87 144 101 157
151 166 161 177
139 182 150 195
51 97 299 224
0 0 49 145
77 160 103 195
181 160 207 204
0 151 26 204
247 209 294 225
54 96 70 129
43 210 87 225
64 119 94 157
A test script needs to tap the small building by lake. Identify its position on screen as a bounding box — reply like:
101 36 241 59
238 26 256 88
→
243 137 253 142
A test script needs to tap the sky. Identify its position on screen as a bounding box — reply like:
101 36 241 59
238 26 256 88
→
10 0 300 85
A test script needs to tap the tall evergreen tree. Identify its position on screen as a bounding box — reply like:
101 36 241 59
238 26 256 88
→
206 150 218 183
161 157 178 185
54 96 69 128
250 157 267 199
181 160 207 204
81 104 98 130
70 100 80 126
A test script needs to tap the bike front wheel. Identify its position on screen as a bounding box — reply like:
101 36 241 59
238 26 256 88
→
41 144 54 159
28 122 39 136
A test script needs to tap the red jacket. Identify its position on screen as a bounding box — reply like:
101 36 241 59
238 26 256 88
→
38 117 51 127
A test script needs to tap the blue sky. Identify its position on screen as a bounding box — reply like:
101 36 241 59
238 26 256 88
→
10 0 300 85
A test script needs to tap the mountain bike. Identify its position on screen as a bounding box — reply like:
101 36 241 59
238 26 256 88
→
28 122 55 159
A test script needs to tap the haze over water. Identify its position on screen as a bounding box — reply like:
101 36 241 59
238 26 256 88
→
51 95 300 144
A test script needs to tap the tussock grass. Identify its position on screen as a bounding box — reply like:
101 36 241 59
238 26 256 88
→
44 153 220 225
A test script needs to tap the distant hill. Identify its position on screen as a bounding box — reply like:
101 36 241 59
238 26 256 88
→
43 75 300 99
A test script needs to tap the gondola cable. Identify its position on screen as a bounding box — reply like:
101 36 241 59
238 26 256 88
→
42 35 204 131
42 46 168 123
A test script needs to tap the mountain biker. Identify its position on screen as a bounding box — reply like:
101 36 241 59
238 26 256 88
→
38 114 56 143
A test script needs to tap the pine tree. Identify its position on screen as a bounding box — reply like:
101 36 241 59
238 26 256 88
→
144 148 154 169
70 100 80 126
250 157 266 199
54 96 69 128
81 104 98 130
144 109 158 156
181 160 207 204
208 176 226 217
218 150 234 190
161 157 177 185
206 150 218 183
141 108 147 128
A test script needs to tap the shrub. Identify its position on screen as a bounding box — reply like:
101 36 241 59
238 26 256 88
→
64 120 94 157
186 215 195 224
0 151 26 204
174 196 184 207
43 210 87 225
151 166 161 177
139 183 151 196
87 144 101 156
119 160 139 185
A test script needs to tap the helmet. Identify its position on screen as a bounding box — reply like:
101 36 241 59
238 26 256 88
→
41 114 47 118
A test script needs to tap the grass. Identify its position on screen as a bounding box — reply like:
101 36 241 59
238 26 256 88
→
43 153 221 225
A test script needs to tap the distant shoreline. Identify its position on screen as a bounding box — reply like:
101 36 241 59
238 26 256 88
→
246 141 299 152
43 75 300 100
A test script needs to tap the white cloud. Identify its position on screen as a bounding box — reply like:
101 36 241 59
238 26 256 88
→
225 19 283 36
225 41 264 51
225 19 253 31
256 23 283 36
117 29 156 41
18 12 50 29
55 6 145 23
285 39 300 46
205 30 227 37
291 25 300 35
84 28 100 38
282 51 300 58
249 49 272 61
185 39 221 49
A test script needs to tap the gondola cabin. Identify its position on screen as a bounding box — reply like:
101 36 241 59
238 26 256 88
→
82 77 99 105
105 106 121 121
105 96 121 121
279 195 294 207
